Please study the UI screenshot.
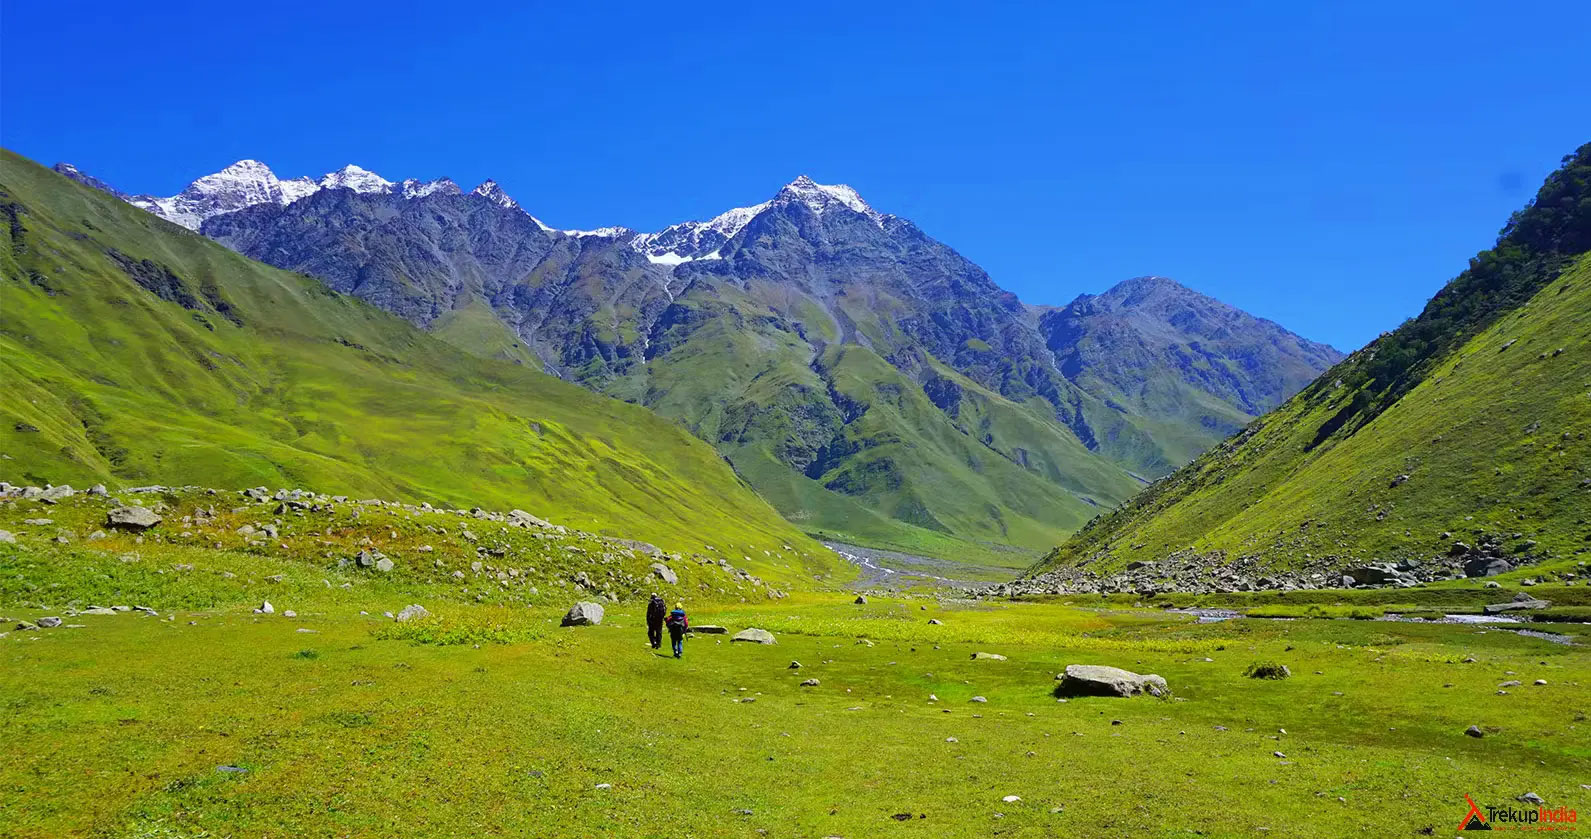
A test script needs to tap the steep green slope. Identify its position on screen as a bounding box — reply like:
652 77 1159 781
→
0 150 837 582
1038 143 1591 574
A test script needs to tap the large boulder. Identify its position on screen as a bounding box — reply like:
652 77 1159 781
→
39 485 75 504
731 628 776 645
509 509 554 528
1344 563 1401 586
560 601 605 627
617 538 662 557
1054 664 1169 698
1483 597 1550 615
650 563 678 585
1464 557 1512 578
106 506 162 530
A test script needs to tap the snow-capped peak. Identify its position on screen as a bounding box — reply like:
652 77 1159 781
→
773 174 881 222
319 164 394 194
471 179 520 211
628 175 882 264
126 159 288 230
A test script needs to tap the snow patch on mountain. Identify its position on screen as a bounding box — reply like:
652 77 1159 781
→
566 226 634 238
319 164 393 194
628 175 882 264
278 176 320 203
401 177 460 199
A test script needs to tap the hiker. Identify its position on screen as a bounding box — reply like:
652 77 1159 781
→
645 593 667 650
664 602 688 659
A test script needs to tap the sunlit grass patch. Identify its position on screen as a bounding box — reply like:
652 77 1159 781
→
371 606 556 646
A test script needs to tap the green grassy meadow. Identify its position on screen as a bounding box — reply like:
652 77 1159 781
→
3 492 1587 838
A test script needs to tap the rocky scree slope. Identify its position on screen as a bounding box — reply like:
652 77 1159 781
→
1029 142 1591 586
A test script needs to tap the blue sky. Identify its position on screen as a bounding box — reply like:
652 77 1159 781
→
2 0 1586 350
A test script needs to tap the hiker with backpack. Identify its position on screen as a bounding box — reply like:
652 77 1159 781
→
664 602 689 659
645 593 667 650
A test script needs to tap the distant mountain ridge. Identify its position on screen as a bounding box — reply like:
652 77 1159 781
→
57 158 1341 563
1037 275 1344 470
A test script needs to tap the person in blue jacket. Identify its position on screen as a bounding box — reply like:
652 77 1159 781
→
664 603 688 659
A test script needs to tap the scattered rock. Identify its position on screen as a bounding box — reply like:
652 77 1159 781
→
731 628 776 645
928 618 942 625
970 652 1007 661
800 679 820 687
0 530 13 544
788 661 802 669
560 601 604 627
106 506 162 530
1054 664 1169 698
1465 725 1484 738
854 595 868 604
970 696 987 703
692 625 727 635
1519 793 1545 806
37 616 62 628
396 604 431 622
374 557 394 573
649 563 678 585
256 601 274 614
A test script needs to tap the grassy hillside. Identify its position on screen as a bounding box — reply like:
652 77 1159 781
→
1038 144 1591 574
0 150 839 582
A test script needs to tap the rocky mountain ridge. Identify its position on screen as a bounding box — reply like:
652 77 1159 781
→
56 157 1342 560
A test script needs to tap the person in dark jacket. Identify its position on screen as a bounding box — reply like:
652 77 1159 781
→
664 603 688 659
645 593 667 650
